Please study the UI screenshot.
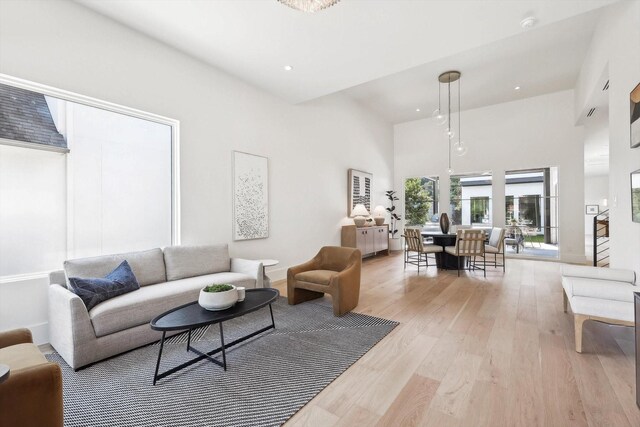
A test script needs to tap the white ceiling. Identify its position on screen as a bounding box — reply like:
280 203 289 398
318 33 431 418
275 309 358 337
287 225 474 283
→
75 0 617 109
344 10 601 123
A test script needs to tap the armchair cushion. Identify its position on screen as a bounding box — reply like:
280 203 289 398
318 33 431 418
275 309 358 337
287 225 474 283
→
295 270 338 285
0 343 47 371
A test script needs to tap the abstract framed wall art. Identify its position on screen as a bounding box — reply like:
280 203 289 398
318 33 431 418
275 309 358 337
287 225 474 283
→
347 169 372 216
631 82 640 148
233 151 269 240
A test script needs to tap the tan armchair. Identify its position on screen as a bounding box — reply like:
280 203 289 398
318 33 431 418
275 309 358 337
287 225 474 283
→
287 246 362 316
0 328 63 427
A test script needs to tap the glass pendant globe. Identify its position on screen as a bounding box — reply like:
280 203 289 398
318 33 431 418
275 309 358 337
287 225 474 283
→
445 128 455 139
432 109 447 125
453 141 468 156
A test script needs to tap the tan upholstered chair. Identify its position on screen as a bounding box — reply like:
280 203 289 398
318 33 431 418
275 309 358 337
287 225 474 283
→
444 229 486 277
403 228 443 272
0 328 63 427
287 246 362 316
483 227 506 272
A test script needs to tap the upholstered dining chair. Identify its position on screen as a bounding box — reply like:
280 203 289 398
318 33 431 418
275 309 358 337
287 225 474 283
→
0 328 63 427
287 246 362 316
483 227 506 272
444 229 486 277
403 228 443 272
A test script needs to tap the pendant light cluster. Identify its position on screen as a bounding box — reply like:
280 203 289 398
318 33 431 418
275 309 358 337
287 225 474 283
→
433 71 467 174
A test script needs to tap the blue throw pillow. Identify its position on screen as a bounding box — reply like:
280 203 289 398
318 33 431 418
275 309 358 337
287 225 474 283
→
68 260 140 311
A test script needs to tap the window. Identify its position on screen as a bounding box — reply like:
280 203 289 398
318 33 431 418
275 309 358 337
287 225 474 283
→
504 168 558 258
0 81 177 277
450 173 492 228
470 197 490 223
404 176 439 230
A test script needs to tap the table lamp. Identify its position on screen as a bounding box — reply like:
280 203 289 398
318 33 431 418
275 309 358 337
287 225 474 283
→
351 204 370 227
373 205 386 226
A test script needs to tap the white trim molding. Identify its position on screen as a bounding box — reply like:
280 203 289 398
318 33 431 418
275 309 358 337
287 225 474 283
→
0 72 182 248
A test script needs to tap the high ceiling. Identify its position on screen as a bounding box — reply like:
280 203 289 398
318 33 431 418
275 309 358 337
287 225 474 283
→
75 0 617 120
344 10 601 123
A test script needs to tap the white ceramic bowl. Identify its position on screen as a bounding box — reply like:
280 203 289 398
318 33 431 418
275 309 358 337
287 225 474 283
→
198 285 238 311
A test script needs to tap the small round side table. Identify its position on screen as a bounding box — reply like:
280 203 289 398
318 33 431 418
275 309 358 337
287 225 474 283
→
0 364 10 384
258 259 279 288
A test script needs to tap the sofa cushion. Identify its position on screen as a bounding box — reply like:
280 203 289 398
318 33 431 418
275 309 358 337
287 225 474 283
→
295 270 338 285
164 244 230 281
64 248 166 287
68 261 140 311
89 272 255 337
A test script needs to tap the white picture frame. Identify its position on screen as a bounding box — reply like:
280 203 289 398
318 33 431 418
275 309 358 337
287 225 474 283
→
233 151 269 240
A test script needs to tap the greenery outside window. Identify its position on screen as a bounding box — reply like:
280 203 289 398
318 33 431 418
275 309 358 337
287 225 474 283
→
404 176 439 228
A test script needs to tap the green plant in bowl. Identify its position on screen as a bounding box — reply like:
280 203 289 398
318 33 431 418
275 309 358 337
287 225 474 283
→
203 284 234 293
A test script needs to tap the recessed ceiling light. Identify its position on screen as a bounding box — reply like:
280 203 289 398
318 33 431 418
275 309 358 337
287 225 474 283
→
284 65 293 71
514 86 521 90
520 16 537 29
416 108 421 112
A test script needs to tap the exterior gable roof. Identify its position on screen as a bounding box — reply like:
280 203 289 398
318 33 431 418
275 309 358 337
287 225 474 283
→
0 83 67 149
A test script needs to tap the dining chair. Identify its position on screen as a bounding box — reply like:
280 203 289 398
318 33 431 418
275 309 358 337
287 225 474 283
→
481 227 505 272
403 229 442 272
444 229 486 277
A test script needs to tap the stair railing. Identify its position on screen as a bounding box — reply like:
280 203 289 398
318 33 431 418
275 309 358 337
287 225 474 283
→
593 209 610 267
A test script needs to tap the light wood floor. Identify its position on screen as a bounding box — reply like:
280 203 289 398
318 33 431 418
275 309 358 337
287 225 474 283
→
274 253 639 427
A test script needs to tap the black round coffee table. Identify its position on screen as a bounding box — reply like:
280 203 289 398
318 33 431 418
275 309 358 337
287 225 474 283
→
150 288 279 385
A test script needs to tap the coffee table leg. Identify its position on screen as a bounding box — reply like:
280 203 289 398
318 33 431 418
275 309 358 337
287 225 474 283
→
269 304 275 329
186 329 192 351
153 331 166 385
219 323 227 371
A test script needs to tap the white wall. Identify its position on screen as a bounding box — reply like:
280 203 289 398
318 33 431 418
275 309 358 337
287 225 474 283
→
584 175 609 237
575 0 640 274
0 0 393 343
395 90 585 263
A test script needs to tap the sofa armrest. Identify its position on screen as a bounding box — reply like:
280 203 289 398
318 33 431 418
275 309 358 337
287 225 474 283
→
0 362 63 427
48 284 96 369
231 258 263 288
49 270 67 287
0 328 33 349
561 264 636 285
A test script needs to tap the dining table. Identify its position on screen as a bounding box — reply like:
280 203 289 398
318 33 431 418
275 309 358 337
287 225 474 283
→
421 232 463 270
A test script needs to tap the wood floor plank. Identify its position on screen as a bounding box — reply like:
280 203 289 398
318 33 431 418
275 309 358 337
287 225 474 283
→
375 374 440 427
276 254 640 426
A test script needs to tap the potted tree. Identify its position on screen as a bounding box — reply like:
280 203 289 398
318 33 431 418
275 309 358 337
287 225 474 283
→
385 190 403 251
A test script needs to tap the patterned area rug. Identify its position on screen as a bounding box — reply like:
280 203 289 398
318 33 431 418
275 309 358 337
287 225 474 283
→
47 297 398 427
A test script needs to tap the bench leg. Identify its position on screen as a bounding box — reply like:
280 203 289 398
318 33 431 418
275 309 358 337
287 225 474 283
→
563 291 568 313
574 314 587 353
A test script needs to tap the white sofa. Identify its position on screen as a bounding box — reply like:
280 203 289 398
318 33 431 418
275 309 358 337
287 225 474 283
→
561 264 637 353
48 244 264 369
